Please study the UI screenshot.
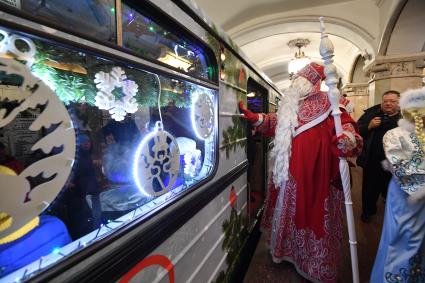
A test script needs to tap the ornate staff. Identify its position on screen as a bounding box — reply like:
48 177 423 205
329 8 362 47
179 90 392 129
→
319 17 360 283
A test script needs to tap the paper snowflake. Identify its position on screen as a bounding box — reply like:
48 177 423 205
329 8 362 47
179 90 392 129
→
183 149 202 178
94 67 139 121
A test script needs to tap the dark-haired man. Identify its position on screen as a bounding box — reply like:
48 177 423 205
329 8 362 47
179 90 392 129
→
357 90 401 222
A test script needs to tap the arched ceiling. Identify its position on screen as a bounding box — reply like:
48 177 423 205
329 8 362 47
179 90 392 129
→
386 0 425 54
193 0 385 90
242 32 359 86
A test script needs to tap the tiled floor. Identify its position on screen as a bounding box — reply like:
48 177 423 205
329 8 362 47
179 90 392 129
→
243 165 385 283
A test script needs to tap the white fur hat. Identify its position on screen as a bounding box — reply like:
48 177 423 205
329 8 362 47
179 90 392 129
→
399 87 425 110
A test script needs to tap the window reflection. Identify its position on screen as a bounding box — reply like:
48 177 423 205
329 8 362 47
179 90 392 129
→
21 0 117 43
0 25 216 281
122 3 213 80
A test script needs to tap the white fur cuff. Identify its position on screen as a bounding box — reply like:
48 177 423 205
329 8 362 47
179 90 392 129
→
253 114 264 127
399 87 425 110
342 130 356 144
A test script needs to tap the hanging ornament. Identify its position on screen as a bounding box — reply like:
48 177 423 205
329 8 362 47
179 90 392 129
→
94 67 139 121
0 29 36 66
183 149 201 178
191 92 214 139
133 121 180 196
176 137 202 180
0 57 75 239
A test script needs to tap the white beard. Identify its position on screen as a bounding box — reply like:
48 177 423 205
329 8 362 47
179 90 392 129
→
271 77 313 187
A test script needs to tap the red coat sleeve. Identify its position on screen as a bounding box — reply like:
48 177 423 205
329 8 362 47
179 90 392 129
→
255 113 277 137
329 111 363 157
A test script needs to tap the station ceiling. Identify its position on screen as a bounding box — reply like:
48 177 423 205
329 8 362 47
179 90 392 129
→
194 0 383 90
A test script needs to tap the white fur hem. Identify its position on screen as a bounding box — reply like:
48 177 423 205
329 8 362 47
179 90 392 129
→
399 87 425 109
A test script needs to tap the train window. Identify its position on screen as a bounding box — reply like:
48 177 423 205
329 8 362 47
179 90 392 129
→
0 25 216 281
121 2 215 81
10 0 117 43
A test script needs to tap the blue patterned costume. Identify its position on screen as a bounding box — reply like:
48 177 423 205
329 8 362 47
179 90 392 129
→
370 126 425 283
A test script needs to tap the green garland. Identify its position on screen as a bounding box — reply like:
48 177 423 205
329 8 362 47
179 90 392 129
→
31 58 97 105
222 92 247 158
212 208 248 283
30 41 193 109
222 114 247 158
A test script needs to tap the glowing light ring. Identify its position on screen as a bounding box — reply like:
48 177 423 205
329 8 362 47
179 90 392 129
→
133 121 180 197
191 92 214 139
7 34 36 64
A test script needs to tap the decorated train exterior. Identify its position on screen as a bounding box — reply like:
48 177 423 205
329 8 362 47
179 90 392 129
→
0 0 281 282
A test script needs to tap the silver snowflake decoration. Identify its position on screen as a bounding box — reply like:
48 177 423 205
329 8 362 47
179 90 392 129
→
94 67 138 121
133 121 180 196
192 92 214 139
183 149 202 178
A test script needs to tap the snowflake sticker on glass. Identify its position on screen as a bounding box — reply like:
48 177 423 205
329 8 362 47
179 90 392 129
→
191 92 214 139
94 67 138 121
133 121 180 197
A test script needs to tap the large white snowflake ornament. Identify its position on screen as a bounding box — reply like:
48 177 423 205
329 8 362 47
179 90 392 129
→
94 67 139 121
191 92 214 139
133 121 180 197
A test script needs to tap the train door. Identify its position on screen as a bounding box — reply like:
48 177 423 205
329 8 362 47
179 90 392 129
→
246 79 268 223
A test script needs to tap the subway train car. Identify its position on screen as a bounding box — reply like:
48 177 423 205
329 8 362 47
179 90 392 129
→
0 0 281 282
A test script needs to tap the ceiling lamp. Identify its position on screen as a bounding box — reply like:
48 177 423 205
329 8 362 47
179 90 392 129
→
287 38 311 78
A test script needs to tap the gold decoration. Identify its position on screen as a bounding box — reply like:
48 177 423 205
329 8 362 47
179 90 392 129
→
0 54 87 74
0 165 17 176
0 165 16 233
0 53 15 59
0 164 41 244
43 60 87 74
0 217 40 244
0 212 12 232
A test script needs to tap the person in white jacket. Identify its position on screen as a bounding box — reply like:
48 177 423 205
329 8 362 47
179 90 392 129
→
370 87 425 282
